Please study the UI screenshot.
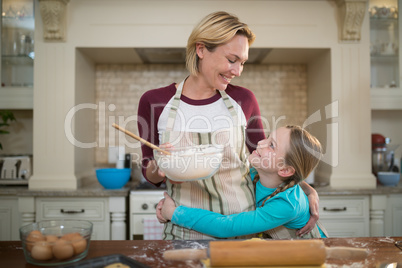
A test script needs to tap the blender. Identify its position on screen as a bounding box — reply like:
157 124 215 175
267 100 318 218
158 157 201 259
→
372 134 398 175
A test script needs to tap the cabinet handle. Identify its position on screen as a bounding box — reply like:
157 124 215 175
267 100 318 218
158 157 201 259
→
323 207 347 212
60 209 85 214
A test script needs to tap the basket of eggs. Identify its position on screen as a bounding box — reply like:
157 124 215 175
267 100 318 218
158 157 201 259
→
20 219 93 266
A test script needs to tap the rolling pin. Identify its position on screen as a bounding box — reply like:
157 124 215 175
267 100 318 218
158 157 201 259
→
163 240 368 267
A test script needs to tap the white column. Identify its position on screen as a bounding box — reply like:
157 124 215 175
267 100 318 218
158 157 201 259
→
109 196 126 240
18 197 35 226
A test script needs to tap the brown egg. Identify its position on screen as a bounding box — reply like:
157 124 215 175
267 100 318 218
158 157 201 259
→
71 234 87 255
61 232 80 241
45 235 59 243
26 230 45 252
61 232 87 255
52 239 74 260
31 242 53 261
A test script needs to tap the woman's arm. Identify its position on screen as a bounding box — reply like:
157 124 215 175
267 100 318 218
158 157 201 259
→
297 181 319 236
145 160 166 185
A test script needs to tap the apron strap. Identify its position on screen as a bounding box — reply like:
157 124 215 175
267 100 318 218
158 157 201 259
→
165 80 185 131
218 90 239 124
166 79 240 131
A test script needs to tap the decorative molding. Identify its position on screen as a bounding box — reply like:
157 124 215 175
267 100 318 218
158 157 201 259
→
38 0 70 42
336 0 368 42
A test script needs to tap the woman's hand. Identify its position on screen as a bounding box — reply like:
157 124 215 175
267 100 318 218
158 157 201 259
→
297 181 319 237
151 143 183 184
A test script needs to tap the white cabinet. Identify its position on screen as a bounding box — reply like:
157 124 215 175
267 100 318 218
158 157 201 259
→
319 195 370 237
0 0 34 109
0 196 20 240
35 196 127 240
384 194 402 236
35 197 110 240
369 0 402 109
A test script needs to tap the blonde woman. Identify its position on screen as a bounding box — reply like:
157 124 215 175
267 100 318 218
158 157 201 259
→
138 11 320 240
158 126 328 239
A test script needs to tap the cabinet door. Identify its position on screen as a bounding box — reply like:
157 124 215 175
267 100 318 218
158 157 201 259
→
369 0 400 89
0 0 34 109
35 197 110 240
319 195 370 237
385 195 402 236
0 197 20 241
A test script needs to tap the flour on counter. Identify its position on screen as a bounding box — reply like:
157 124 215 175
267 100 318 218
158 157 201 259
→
325 263 365 268
376 237 395 243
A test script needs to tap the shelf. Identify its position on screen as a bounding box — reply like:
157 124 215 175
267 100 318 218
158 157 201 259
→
1 16 34 30
1 55 34 65
371 54 399 60
370 18 398 29
371 87 402 110
0 87 33 109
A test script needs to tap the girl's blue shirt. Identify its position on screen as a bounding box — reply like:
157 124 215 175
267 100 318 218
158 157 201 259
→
171 168 326 238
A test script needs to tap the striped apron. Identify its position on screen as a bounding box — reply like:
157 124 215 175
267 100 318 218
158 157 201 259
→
161 80 255 240
262 221 329 239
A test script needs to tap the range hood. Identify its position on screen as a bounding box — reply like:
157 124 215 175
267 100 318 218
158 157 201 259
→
135 48 274 64
79 47 326 65
80 47 272 64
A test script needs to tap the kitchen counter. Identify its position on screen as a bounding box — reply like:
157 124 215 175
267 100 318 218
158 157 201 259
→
1 179 402 197
314 180 402 195
1 237 401 268
0 178 137 197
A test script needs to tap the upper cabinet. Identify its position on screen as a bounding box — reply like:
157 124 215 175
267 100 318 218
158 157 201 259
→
0 0 34 109
370 0 402 110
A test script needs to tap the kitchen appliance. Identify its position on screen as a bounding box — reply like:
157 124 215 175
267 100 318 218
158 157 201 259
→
129 157 166 240
372 134 398 175
130 190 165 240
0 155 32 185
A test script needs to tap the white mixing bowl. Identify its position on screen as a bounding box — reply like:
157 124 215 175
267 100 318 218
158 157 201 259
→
154 145 224 182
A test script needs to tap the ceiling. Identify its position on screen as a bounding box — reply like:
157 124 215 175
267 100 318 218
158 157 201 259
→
79 47 328 65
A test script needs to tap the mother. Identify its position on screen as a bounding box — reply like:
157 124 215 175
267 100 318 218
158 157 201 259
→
137 11 319 240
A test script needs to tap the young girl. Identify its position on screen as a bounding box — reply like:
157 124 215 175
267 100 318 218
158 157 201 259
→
157 125 328 239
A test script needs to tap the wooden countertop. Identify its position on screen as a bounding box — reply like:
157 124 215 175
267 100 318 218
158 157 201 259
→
1 237 401 268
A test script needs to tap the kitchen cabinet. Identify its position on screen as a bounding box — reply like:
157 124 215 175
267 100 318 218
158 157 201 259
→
36 197 110 240
0 0 34 109
35 196 127 240
370 0 402 109
384 194 402 236
319 195 370 237
0 196 20 241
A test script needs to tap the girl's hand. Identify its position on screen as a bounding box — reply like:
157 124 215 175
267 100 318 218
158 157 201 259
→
297 182 319 237
161 192 177 221
156 198 168 223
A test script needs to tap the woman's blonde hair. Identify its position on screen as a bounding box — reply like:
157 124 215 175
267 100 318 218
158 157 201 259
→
257 125 322 207
186 11 256 76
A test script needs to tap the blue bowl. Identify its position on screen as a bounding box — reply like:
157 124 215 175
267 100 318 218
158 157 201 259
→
96 168 131 189
377 172 400 186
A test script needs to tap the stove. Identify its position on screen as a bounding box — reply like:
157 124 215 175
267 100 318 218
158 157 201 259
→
129 180 166 240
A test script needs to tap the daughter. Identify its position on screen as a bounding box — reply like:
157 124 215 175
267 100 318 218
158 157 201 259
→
157 125 328 239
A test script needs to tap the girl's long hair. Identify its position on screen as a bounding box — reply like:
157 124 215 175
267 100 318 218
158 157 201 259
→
255 125 323 207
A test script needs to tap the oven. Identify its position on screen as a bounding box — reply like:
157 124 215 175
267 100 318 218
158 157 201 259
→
129 181 166 240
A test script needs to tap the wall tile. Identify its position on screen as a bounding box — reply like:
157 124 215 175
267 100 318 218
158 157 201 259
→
95 64 307 164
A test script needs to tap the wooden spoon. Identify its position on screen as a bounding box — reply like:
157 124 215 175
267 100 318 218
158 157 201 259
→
112 123 171 155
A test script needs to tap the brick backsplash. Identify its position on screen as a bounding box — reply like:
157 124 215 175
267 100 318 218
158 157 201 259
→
95 64 307 164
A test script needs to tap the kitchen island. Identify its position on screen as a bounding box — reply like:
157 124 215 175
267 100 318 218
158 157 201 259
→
1 237 401 267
